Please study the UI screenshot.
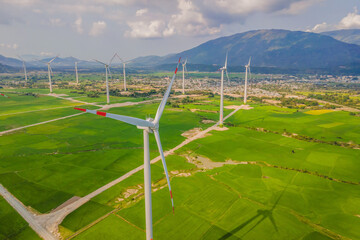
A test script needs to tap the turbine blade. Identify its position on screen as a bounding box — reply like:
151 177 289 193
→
0 93 10 98
249 66 252 80
184 58 187 65
49 65 54 76
49 55 58 64
268 214 278 232
226 70 230 84
225 51 228 69
74 108 155 128
109 53 119 66
153 57 181 124
154 130 174 213
248 56 251 66
93 59 107 66
107 67 113 80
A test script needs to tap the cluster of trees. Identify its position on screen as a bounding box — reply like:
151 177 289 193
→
309 93 360 106
87 91 100 98
278 97 319 109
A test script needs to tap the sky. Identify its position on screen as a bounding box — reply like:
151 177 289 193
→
0 0 359 62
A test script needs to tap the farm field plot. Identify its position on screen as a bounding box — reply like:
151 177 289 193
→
59 107 360 239
227 105 360 145
0 92 80 115
0 107 83 131
67 126 360 240
0 101 218 215
0 196 41 240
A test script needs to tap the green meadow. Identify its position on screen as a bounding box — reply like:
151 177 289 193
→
227 105 360 145
0 91 359 240
0 196 40 240
60 105 360 240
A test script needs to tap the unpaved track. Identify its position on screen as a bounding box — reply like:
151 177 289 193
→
1 102 247 239
0 184 56 240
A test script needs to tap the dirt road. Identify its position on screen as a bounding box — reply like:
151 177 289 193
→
0 184 56 240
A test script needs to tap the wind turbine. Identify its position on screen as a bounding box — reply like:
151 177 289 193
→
18 56 28 83
93 54 118 104
120 57 131 91
74 58 181 240
181 59 187 94
75 61 79 85
244 57 251 104
46 56 58 93
219 52 229 126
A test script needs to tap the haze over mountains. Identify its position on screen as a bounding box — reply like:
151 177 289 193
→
1 29 360 72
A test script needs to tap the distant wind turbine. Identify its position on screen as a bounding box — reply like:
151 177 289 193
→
182 59 187 94
120 57 131 91
93 54 118 104
244 57 251 104
75 58 182 240
46 56 58 93
18 56 28 83
75 61 79 85
219 52 230 126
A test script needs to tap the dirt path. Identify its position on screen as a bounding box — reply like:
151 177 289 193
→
0 184 56 240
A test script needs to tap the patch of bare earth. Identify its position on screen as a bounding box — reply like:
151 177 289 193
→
213 126 229 131
202 119 215 124
181 128 203 138
184 153 248 170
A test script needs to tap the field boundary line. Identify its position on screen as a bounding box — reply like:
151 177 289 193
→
65 209 117 240
0 113 84 136
113 212 145 232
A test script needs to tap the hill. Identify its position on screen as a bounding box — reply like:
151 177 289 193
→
133 29 360 69
322 29 360 45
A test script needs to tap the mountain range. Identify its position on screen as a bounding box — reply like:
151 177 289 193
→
1 29 360 73
321 29 360 46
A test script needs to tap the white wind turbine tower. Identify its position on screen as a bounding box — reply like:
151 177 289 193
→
93 54 117 104
244 57 251 104
119 57 131 91
181 59 187 94
75 61 79 85
219 52 230 126
46 56 58 93
18 56 28 83
75 58 181 240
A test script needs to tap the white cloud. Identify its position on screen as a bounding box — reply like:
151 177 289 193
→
338 7 360 29
307 22 331 33
1 0 39 7
308 7 360 33
73 17 84 34
89 21 107 36
0 43 18 49
126 20 165 38
135 8 148 16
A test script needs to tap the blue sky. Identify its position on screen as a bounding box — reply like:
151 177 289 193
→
0 0 359 61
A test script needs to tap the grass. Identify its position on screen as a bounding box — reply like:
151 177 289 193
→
0 196 41 240
0 101 210 213
227 104 360 144
66 123 360 239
